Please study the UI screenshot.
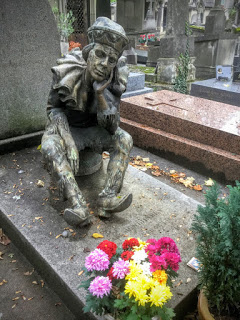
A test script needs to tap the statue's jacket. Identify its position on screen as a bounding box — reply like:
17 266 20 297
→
46 49 121 135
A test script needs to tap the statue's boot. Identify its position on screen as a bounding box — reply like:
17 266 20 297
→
98 193 132 217
64 205 91 227
98 193 132 212
63 194 91 227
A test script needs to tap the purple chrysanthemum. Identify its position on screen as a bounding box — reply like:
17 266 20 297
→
85 248 110 272
89 276 112 298
112 258 130 279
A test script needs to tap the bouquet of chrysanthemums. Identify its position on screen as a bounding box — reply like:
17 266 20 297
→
79 237 181 320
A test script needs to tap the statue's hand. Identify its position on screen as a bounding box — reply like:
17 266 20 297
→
64 135 79 175
93 70 113 94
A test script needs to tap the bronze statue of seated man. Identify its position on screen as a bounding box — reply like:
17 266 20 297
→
41 17 133 227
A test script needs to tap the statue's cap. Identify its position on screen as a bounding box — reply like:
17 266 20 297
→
87 17 129 54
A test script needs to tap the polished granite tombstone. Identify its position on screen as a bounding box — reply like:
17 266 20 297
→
120 90 240 181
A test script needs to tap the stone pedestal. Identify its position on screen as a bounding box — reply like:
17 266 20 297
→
156 57 196 84
76 151 102 176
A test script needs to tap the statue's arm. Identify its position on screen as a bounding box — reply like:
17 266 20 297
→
93 71 120 134
46 90 79 175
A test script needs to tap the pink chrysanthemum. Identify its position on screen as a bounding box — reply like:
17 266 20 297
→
85 248 110 272
149 254 168 272
145 237 180 258
112 258 130 279
89 276 112 298
162 251 181 272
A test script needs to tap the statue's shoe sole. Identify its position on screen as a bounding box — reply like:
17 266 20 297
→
64 208 90 227
101 193 133 214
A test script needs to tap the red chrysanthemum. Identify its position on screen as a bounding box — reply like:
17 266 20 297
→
121 250 134 261
107 266 117 281
122 238 140 250
97 240 117 260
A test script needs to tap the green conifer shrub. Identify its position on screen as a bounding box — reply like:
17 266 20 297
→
192 181 240 317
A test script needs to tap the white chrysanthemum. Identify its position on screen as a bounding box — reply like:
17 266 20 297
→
132 249 148 264
140 261 152 276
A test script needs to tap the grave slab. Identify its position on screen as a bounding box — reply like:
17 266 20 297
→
191 78 240 107
120 91 240 180
0 147 200 320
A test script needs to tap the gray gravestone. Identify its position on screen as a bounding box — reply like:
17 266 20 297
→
191 78 240 107
148 0 196 84
0 0 60 140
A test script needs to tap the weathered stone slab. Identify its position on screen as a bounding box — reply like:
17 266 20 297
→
0 0 60 140
120 91 240 180
191 78 240 107
126 72 145 91
0 146 200 320
122 72 153 98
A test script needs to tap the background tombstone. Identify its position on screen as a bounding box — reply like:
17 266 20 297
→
0 0 60 142
147 0 196 85
96 0 111 19
194 0 237 79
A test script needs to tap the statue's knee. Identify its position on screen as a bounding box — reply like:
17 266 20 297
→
115 130 133 154
41 136 65 163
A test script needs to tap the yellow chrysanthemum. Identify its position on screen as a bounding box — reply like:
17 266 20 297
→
125 280 137 298
125 261 142 280
153 269 168 285
149 285 173 307
125 279 149 306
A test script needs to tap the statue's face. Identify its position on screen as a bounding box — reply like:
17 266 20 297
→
87 43 118 82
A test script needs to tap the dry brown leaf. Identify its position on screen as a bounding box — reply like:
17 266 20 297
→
35 217 43 220
40 280 45 288
12 304 17 309
193 184 203 191
24 270 34 276
55 234 62 239
78 270 84 276
92 233 104 239
36 180 44 187
204 178 214 187
142 157 150 162
12 297 20 301
32 281 38 285
175 280 183 287
0 279 8 286
0 231 11 246
15 291 21 294
28 297 34 301
151 170 161 177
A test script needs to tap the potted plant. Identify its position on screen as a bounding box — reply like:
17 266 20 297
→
79 237 181 319
52 6 76 55
138 34 147 46
192 181 240 319
147 34 160 46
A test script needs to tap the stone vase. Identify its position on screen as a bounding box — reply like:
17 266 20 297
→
60 41 69 56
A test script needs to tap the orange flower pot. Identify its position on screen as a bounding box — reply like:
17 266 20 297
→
198 290 214 320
